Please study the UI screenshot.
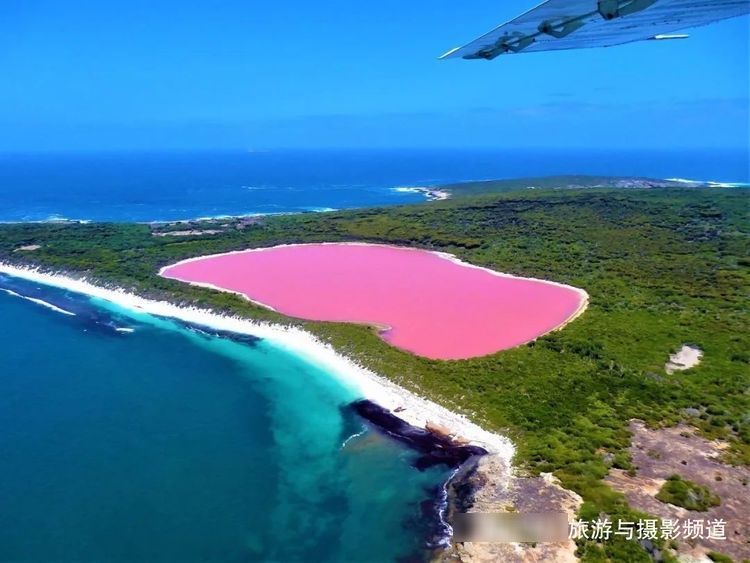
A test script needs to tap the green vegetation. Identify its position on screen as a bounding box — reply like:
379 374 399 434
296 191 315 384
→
439 175 696 197
1 186 748 561
706 551 734 563
656 474 721 511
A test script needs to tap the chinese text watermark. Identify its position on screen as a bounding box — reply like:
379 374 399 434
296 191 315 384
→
569 518 726 541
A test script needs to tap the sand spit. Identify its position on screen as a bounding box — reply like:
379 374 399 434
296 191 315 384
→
666 344 703 374
393 186 451 201
0 262 514 458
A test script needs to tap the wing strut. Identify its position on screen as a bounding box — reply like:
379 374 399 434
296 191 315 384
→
538 18 587 38
465 0 663 59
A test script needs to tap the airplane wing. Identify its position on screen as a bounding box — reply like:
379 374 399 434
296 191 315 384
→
441 0 750 60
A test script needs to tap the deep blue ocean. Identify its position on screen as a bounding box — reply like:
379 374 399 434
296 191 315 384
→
0 148 748 561
0 149 747 222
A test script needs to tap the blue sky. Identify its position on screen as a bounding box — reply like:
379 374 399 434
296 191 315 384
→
1 0 748 150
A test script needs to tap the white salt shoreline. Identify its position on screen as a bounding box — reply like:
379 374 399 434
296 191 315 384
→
0 261 515 459
159 241 590 329
160 243 590 357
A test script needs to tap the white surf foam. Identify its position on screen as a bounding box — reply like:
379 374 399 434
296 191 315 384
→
666 177 750 188
0 287 76 316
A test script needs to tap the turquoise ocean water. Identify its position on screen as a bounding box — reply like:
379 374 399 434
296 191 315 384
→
0 276 450 561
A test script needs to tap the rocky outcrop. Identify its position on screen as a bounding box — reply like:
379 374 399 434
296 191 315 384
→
350 399 487 470
441 456 582 563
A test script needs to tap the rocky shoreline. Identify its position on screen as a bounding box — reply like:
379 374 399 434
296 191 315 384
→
351 400 488 470
350 399 490 554
350 399 581 562
439 455 583 562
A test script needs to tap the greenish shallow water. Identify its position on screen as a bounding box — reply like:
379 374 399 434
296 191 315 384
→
0 278 450 561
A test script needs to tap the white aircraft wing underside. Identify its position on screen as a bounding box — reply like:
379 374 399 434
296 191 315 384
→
441 0 750 59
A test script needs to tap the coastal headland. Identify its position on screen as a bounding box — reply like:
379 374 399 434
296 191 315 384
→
1 178 747 562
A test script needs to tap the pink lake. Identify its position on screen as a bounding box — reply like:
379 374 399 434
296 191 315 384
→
160 244 586 360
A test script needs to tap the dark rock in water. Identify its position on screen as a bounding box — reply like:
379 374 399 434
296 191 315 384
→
350 399 487 470
447 459 483 513
350 399 485 555
337 403 368 446
175 320 261 346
